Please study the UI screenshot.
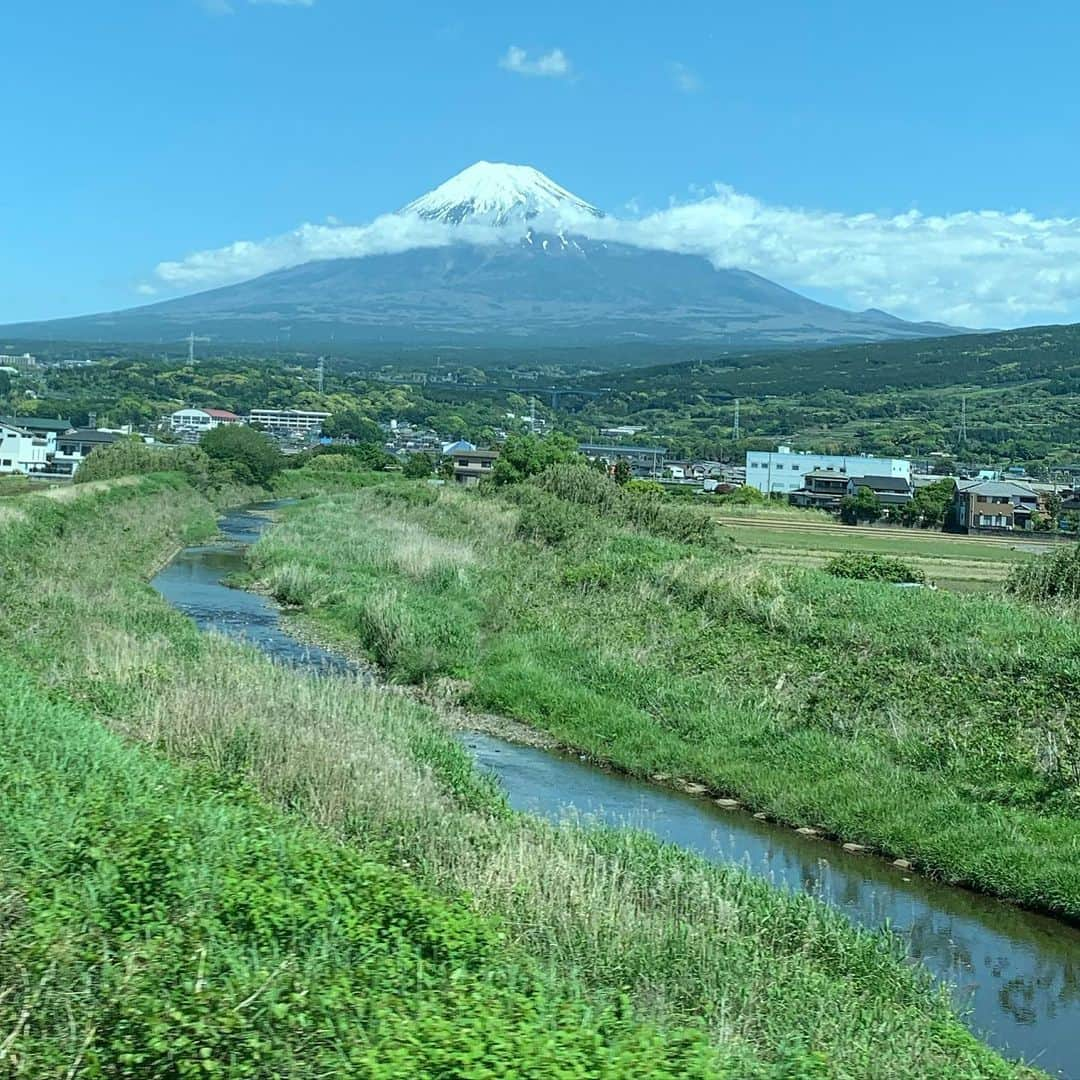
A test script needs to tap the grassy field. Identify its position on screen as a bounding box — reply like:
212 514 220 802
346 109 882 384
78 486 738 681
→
247 470 1080 924
0 470 1031 1077
709 511 1050 592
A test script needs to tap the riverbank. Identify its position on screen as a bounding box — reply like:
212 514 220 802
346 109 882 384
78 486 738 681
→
0 475 1030 1076
245 474 1080 923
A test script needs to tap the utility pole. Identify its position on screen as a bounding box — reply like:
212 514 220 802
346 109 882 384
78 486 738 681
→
733 398 741 442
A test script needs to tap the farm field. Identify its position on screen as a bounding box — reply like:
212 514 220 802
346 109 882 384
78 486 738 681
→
709 512 1055 592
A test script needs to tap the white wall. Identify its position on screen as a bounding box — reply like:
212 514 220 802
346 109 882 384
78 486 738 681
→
745 449 912 494
0 425 55 474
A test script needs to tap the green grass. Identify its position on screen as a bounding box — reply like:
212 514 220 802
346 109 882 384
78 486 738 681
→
247 477 1080 922
0 474 1032 1077
0 660 736 1078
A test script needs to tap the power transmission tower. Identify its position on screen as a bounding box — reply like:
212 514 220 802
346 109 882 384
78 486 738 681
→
316 356 325 394
733 398 741 441
959 396 968 446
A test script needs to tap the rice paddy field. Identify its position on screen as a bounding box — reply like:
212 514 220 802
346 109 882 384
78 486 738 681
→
0 471 1034 1077
708 510 1053 592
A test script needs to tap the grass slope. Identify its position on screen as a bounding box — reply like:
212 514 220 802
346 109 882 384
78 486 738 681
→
247 474 1080 921
0 472 1029 1077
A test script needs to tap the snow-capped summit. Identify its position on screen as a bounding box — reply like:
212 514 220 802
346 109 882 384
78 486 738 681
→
399 161 603 227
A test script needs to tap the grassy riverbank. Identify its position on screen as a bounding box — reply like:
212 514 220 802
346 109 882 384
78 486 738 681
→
0 474 1031 1076
248 472 1080 921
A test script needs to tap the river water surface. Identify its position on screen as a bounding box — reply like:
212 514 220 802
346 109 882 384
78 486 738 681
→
151 504 1080 1077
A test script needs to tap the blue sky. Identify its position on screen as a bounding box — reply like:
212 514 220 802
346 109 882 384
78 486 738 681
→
4 0 1080 326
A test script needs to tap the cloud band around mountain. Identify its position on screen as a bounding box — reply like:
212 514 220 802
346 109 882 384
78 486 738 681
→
149 187 1080 327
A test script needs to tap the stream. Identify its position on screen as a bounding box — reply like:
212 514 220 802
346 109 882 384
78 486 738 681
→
151 504 1080 1077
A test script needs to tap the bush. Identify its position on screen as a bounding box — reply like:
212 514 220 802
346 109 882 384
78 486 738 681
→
1006 543 1080 603
824 552 927 584
530 464 725 548
74 440 211 486
403 452 434 479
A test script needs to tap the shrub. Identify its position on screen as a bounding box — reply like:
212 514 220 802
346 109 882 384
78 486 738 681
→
1006 543 1080 603
403 452 434 479
75 440 212 486
824 552 927 584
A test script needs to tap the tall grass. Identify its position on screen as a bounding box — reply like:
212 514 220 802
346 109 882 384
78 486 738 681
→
0 476 1030 1077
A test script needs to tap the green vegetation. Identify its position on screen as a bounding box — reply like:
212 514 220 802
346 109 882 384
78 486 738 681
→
705 511 1036 592
201 423 284 486
1007 544 1080 605
568 324 1080 469
249 471 1080 921
840 485 883 524
0 474 1030 1076
825 552 927 584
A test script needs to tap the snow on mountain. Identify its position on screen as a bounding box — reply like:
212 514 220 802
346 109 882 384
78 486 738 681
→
399 161 603 227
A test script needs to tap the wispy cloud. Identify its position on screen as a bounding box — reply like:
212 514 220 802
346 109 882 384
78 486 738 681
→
144 184 1080 327
201 0 313 14
670 62 702 94
499 46 572 79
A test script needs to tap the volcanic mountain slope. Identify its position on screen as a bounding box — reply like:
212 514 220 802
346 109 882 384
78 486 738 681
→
0 162 959 348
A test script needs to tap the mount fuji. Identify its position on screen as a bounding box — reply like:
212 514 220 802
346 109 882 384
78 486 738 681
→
0 162 958 349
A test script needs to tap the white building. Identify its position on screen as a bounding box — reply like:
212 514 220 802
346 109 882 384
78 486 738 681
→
0 421 56 475
248 408 330 435
745 445 912 495
169 408 241 438
0 352 36 370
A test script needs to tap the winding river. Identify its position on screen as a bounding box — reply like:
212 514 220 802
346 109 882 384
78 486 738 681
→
152 504 1080 1077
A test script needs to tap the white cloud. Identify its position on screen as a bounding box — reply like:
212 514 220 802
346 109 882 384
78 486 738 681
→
499 46 572 79
153 215 511 289
135 283 158 297
146 184 1080 328
670 62 702 94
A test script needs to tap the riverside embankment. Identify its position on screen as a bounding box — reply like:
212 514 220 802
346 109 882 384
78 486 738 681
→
153 500 1079 1077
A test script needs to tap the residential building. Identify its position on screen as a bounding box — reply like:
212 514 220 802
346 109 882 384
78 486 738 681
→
0 415 71 436
788 470 852 511
0 421 56 475
790 473 914 514
452 449 499 486
579 443 667 477
248 408 330 435
950 480 1040 533
441 439 476 455
745 445 912 495
169 408 241 439
53 428 121 476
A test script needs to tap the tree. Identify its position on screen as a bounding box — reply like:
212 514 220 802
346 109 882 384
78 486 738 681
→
201 424 283 486
612 458 632 486
840 485 882 524
403 452 434 479
321 409 382 443
492 433 581 485
899 478 954 528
